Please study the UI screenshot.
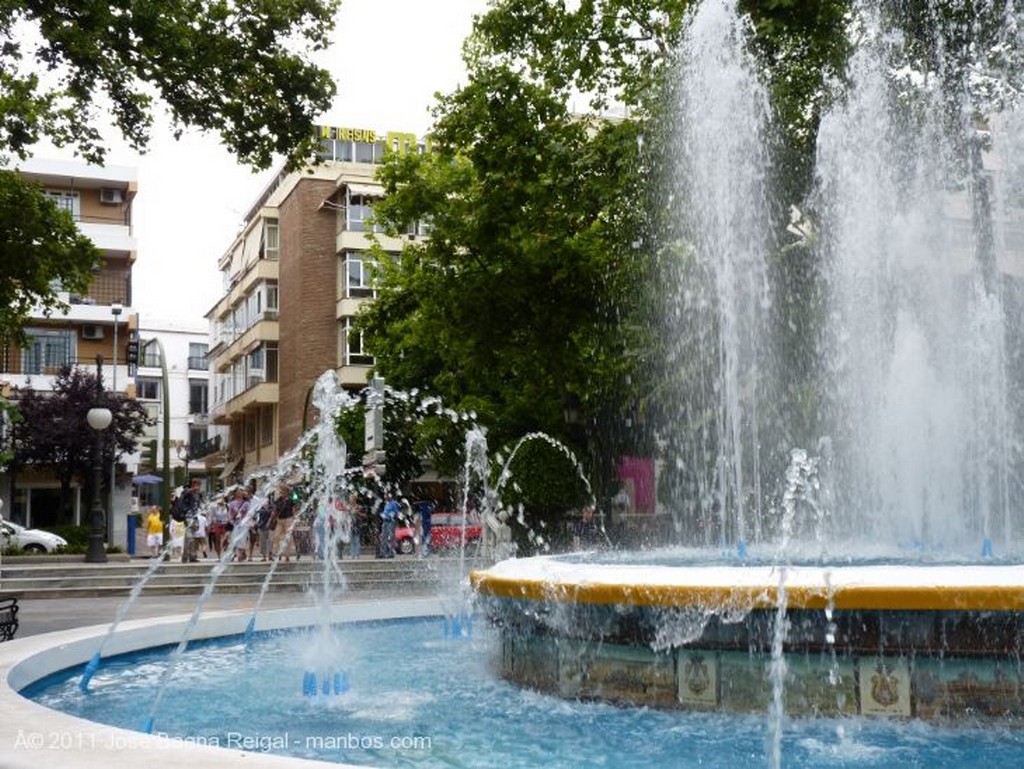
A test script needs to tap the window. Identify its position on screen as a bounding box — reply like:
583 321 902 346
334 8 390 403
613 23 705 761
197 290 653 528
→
141 343 161 368
189 379 208 415
189 426 208 456
266 344 279 383
245 413 257 451
188 342 208 370
260 405 274 446
265 281 279 314
22 329 75 375
345 196 384 234
344 318 373 366
345 253 377 298
263 220 279 260
247 347 265 388
136 378 160 400
44 190 80 219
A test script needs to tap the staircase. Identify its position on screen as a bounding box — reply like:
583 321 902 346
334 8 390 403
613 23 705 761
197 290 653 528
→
0 555 487 600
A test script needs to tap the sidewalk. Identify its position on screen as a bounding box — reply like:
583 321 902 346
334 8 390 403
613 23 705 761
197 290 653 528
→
14 586 425 638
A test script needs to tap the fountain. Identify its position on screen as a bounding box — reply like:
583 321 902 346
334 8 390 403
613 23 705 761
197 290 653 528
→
6 1 1024 767
472 0 1024 739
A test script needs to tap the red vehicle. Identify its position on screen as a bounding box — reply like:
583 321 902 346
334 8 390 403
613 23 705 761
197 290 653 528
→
395 511 482 554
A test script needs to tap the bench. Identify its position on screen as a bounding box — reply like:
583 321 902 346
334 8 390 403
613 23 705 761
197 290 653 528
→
0 596 18 641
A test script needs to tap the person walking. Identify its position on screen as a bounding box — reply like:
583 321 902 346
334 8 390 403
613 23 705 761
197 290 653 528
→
175 478 204 563
269 483 297 562
145 507 164 557
378 492 399 559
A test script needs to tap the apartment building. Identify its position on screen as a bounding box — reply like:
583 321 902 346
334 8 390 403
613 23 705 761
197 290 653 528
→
131 320 225 509
0 158 137 533
207 125 428 481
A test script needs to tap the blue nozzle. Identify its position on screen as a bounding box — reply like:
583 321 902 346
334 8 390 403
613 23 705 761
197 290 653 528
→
141 716 155 734
78 651 101 693
982 538 994 559
302 671 317 697
737 540 748 560
333 671 349 694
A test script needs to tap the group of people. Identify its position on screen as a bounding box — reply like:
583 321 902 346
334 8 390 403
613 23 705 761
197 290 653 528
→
143 478 371 562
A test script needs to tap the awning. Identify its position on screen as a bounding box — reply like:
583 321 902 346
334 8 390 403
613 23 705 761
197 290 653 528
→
343 182 384 198
219 456 242 481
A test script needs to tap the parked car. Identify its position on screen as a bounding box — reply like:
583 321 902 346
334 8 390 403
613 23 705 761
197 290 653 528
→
395 512 482 555
0 520 68 554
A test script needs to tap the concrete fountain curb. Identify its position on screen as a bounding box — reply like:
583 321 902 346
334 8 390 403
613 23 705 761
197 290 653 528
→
0 597 445 768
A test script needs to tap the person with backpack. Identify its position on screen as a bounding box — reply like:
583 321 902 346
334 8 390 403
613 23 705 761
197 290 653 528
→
173 478 204 563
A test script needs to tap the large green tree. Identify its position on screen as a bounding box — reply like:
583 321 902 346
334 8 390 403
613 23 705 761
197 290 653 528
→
362 66 652 505
358 0 853 536
0 0 339 341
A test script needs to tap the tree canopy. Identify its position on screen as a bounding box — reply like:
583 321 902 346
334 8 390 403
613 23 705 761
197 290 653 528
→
0 0 339 342
357 0 855 537
0 0 338 169
0 170 97 345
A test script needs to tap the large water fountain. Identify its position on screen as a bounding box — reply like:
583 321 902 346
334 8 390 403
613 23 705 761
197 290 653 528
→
472 0 1024 747
7 1 1024 767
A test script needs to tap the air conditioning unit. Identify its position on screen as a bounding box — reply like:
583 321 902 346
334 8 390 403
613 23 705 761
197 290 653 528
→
81 324 105 340
99 188 125 205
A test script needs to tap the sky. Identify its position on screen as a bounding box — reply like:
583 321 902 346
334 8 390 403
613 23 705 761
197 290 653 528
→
92 0 488 328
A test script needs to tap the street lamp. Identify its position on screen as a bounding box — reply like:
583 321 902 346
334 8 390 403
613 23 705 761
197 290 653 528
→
85 354 112 563
109 303 122 532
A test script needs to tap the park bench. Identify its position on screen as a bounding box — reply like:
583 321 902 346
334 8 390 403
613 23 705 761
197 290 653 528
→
0 596 19 641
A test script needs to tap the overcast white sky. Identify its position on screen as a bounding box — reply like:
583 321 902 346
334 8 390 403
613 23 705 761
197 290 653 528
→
97 0 487 328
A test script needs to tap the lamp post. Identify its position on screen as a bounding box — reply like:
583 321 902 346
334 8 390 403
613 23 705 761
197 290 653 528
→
109 303 122 532
85 354 112 563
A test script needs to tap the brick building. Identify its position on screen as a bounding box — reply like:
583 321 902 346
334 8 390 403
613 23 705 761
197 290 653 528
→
206 125 429 481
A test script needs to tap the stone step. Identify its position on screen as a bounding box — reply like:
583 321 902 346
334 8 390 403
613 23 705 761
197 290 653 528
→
0 555 483 599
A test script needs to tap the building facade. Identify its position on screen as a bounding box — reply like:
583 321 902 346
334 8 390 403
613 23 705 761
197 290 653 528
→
206 125 427 481
0 158 137 536
131 320 225 510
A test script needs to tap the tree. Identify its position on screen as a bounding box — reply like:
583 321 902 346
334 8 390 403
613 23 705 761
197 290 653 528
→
0 0 339 341
0 170 98 345
9 365 152 525
361 66 653 495
0 0 338 169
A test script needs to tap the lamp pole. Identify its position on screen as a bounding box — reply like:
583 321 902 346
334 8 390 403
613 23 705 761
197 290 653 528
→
109 303 122 532
85 354 112 563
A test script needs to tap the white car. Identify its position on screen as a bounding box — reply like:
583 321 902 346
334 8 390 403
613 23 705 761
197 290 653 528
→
0 520 68 554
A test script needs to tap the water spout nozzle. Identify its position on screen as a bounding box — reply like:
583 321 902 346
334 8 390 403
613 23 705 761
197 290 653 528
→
982 538 994 559
141 716 154 734
78 651 101 693
737 541 748 560
302 671 317 697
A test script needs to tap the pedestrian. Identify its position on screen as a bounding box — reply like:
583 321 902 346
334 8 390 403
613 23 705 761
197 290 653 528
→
254 495 274 561
145 507 164 557
208 496 229 559
378 492 399 559
573 504 605 551
227 487 251 561
175 477 204 563
170 517 185 560
415 499 435 556
349 493 364 558
269 483 297 562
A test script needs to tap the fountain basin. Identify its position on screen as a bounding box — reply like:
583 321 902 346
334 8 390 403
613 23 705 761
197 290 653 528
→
472 556 1024 721
0 598 443 768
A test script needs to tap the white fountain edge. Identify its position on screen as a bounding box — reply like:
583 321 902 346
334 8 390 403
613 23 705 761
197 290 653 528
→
0 596 444 769
473 555 1024 609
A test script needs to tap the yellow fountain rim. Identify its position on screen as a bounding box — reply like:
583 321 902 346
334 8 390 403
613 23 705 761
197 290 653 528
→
470 560 1024 612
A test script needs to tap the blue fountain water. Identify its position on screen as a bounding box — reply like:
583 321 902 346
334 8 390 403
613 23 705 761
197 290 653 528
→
24 616 1024 768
